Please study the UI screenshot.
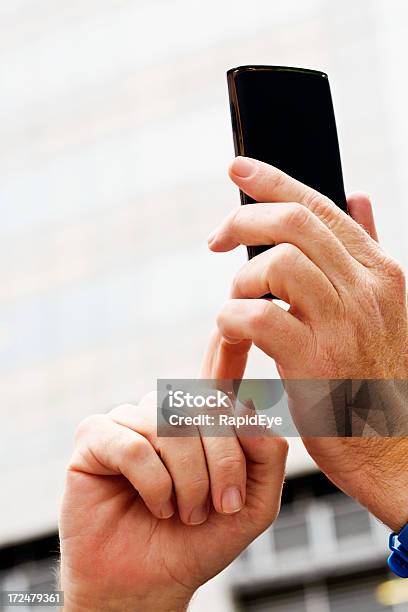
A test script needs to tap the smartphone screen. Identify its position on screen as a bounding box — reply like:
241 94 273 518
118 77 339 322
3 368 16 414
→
227 66 347 261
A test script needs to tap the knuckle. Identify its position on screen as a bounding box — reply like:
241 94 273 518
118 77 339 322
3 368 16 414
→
304 191 336 222
231 261 251 297
274 243 303 268
228 207 244 234
74 414 106 442
370 255 407 299
248 300 270 332
173 449 210 491
274 436 289 458
216 304 227 331
385 258 406 286
122 435 151 464
184 474 210 497
231 272 242 298
263 244 304 292
285 204 311 231
216 452 245 475
216 300 235 332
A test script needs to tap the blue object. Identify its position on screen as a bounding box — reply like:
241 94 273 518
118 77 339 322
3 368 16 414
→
388 524 408 577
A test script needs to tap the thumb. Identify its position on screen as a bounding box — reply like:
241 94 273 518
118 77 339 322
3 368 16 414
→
347 192 379 242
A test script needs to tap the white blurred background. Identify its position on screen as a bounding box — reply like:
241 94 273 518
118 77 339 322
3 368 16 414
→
1 1 408 610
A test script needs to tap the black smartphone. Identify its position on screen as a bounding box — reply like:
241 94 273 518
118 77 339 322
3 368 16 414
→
227 65 347 261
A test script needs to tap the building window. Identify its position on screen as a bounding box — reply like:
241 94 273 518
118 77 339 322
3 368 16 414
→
272 519 310 554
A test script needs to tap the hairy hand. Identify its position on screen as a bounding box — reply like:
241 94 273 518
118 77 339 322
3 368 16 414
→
207 156 408 530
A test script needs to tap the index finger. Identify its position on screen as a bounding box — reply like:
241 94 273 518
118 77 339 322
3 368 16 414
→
200 329 251 380
229 157 381 267
229 156 323 207
209 202 356 287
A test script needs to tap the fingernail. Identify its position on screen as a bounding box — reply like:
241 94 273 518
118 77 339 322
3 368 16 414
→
188 504 209 525
160 498 175 519
231 156 256 178
221 486 243 514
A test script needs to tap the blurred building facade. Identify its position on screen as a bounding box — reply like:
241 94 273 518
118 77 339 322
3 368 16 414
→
1 0 408 610
229 474 397 611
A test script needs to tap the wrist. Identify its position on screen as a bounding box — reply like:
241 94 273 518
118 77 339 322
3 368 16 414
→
349 438 408 531
61 572 193 612
63 596 191 612
62 590 192 612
